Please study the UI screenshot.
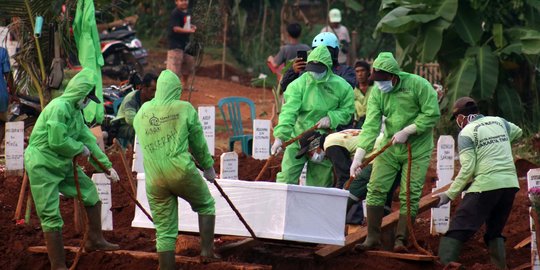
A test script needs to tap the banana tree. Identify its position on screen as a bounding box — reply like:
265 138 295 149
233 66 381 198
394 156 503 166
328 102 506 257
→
375 0 540 131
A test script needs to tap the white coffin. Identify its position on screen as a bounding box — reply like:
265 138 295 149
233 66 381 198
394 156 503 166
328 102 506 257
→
131 174 348 245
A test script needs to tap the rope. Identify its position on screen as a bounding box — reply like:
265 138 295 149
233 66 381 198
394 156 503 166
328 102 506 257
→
406 142 432 256
344 141 393 190
69 157 89 270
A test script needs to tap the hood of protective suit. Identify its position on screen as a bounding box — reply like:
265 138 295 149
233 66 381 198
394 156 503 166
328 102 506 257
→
372 52 400 75
154 69 182 103
307 45 333 72
60 69 96 104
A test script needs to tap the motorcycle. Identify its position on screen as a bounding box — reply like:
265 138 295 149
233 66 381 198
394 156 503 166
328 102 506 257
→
100 24 147 80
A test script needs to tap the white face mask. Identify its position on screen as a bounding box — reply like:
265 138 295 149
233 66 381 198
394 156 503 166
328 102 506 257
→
309 70 327 80
78 98 90 109
375 80 393 93
310 150 326 163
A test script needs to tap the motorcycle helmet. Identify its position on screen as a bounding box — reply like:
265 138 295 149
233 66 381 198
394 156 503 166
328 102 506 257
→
312 32 339 49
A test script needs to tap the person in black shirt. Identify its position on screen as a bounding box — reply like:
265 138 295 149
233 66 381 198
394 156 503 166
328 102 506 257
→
167 0 196 88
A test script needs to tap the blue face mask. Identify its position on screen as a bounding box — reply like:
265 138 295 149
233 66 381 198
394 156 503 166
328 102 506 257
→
310 150 326 163
309 70 327 80
375 80 393 93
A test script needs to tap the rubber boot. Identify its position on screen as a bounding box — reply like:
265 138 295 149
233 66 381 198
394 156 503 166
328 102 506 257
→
158 250 176 270
198 214 221 263
44 231 68 270
438 236 463 265
354 205 385 252
488 238 507 269
393 214 412 253
84 201 120 252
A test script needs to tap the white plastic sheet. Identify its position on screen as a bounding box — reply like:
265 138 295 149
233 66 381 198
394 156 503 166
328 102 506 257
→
132 175 348 245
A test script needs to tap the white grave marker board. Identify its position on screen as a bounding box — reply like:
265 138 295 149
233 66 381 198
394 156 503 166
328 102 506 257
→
92 174 113 231
198 106 215 156
528 169 540 270
5 121 24 174
220 152 238 180
431 135 454 234
132 136 144 174
299 163 307 186
252 119 271 160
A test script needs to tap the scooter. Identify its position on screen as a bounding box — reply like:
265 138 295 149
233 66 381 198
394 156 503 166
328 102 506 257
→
100 24 147 80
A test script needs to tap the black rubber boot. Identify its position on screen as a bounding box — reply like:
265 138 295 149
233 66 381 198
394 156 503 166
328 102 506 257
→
158 250 176 270
84 201 120 252
488 237 507 269
393 214 412 253
354 205 385 251
44 231 68 270
438 236 463 265
198 214 221 263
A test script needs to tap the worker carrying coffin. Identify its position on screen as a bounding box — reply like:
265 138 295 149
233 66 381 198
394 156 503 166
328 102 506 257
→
435 97 522 269
350 52 440 252
271 44 355 188
133 70 220 269
25 69 121 269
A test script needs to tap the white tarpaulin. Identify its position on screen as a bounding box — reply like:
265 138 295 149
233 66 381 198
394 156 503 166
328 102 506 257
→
132 175 348 245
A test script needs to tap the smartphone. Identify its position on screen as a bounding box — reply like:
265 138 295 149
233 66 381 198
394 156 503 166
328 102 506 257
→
297 50 307 62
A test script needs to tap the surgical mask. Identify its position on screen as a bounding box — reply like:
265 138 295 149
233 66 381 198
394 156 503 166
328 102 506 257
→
310 151 325 163
309 70 327 80
375 80 393 93
78 98 90 109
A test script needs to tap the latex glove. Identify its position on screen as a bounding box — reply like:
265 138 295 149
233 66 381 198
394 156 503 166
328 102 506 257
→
271 138 283 155
80 146 91 157
106 168 120 183
292 58 307 73
433 192 451 207
349 148 367 178
203 167 216 183
317 116 331 129
392 124 417 145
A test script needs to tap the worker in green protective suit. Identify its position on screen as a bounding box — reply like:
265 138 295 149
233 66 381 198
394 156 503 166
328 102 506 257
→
133 70 219 269
25 69 120 270
271 45 355 187
350 52 440 252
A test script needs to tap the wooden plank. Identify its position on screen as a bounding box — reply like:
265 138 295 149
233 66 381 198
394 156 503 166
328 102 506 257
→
511 262 531 270
217 238 260 257
28 246 271 270
513 236 531 249
365 250 438 262
315 184 450 260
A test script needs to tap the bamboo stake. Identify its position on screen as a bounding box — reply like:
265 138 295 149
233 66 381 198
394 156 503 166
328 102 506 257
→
14 172 28 220
24 192 33 225
70 157 89 270
221 12 228 80
113 139 137 196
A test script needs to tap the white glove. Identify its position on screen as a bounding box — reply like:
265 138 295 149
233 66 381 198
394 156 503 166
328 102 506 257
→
271 138 283 155
203 167 216 183
392 124 417 145
433 192 451 207
80 146 91 157
317 116 331 129
349 148 367 178
106 168 120 183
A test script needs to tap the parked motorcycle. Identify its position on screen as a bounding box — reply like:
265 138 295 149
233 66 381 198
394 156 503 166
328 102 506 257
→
100 24 147 80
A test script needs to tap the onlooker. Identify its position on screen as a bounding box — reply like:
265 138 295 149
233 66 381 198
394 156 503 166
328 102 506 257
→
320 8 350 65
435 97 522 269
267 23 311 69
281 32 356 91
113 73 158 148
353 61 374 128
167 0 196 88
0 47 10 121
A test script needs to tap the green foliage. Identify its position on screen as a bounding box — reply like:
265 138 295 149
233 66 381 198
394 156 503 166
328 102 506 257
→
376 0 540 131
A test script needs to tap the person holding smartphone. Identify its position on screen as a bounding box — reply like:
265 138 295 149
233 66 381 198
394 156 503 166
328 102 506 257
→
267 23 311 70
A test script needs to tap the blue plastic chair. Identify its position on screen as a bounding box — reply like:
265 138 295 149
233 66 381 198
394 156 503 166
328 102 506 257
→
113 97 124 116
218 96 256 155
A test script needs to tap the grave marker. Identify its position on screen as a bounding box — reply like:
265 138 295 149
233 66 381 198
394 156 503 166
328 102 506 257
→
92 173 113 230
431 135 454 234
528 168 540 270
253 119 271 160
220 152 238 180
198 106 215 156
5 121 24 175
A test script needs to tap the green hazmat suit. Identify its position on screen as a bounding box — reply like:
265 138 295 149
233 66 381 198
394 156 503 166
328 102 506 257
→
73 0 105 124
356 52 440 216
113 90 141 148
25 69 112 232
133 70 215 252
274 45 355 187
